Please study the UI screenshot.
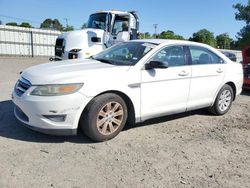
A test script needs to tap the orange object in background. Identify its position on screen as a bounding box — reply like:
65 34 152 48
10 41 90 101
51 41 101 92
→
242 46 250 89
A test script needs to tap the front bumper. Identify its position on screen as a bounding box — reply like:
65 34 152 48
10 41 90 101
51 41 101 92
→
12 89 91 136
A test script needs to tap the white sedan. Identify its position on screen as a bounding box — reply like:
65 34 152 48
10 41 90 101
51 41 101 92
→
12 40 243 141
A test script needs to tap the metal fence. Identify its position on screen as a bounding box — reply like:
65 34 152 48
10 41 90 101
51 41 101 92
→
0 25 61 57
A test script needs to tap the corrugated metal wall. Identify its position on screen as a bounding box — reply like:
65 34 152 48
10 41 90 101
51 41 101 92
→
0 25 61 57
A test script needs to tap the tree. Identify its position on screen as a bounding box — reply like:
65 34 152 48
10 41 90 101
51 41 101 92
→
6 22 18 26
20 22 32 28
235 25 250 48
81 23 88 29
40 18 52 29
190 29 216 47
0 20 2 25
158 30 184 40
62 25 74 32
233 1 250 24
216 33 232 49
53 19 63 31
140 32 151 39
233 1 250 49
40 18 63 31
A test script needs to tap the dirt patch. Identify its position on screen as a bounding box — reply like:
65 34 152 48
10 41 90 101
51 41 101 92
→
0 57 249 187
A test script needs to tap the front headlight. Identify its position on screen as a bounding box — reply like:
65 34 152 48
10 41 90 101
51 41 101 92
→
30 83 83 96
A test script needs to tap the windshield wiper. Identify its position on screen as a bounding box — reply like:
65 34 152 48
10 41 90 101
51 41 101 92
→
95 58 115 65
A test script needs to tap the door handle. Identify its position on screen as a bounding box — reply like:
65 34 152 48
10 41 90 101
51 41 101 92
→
178 71 189 76
217 68 223 73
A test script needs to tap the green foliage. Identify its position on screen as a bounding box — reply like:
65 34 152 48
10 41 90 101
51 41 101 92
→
190 29 217 47
216 33 232 49
81 23 88 29
20 22 32 28
6 22 18 26
158 30 184 40
233 1 250 49
233 0 250 24
62 25 74 32
40 18 63 31
140 32 151 39
235 25 250 48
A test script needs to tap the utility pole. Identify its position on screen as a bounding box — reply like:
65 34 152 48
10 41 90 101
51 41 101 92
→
64 18 69 27
153 24 158 38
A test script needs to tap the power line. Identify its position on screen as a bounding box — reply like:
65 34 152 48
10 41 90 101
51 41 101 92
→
0 14 41 24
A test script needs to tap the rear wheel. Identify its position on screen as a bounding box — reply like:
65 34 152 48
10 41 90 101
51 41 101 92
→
80 93 127 142
209 84 233 115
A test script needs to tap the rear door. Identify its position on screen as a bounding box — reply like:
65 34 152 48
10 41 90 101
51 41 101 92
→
187 46 226 110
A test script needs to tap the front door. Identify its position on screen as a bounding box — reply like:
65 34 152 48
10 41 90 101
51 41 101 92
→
140 45 191 121
108 15 130 46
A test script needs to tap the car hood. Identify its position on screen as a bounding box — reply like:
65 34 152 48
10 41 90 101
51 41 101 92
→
21 59 131 85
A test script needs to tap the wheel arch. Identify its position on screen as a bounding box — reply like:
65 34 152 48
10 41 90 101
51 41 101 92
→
79 90 136 128
211 82 237 108
225 81 236 101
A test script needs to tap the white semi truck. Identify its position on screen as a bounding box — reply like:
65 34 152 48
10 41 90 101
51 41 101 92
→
53 10 139 60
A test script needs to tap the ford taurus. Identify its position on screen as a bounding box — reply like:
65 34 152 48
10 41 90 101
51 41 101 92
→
12 40 243 141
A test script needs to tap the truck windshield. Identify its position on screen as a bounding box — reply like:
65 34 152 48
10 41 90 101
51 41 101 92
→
87 13 107 30
93 42 157 66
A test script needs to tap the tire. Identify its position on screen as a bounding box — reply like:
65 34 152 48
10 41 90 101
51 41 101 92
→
80 93 128 142
209 84 234 115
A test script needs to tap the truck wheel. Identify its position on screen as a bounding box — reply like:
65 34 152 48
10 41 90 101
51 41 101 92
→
209 84 233 115
80 93 128 142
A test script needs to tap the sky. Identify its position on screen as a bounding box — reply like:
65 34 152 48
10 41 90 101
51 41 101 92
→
0 0 247 39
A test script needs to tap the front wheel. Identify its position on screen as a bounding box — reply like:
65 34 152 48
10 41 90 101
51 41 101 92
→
209 84 234 115
80 93 128 142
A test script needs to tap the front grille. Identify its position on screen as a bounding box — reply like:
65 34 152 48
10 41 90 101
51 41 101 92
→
55 38 64 58
56 38 64 46
55 51 62 57
15 78 31 97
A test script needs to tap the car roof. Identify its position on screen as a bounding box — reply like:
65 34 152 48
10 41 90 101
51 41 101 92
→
131 39 212 48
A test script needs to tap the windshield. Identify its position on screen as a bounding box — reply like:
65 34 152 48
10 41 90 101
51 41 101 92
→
87 13 107 30
93 42 157 66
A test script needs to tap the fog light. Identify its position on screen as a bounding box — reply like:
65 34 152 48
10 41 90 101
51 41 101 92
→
43 115 66 122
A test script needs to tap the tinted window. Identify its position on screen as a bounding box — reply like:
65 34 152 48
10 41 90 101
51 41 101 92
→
152 46 186 67
190 46 222 65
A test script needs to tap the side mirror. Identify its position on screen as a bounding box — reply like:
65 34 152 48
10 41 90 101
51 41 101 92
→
145 60 169 70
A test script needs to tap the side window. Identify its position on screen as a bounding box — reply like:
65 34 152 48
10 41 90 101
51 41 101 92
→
189 47 222 65
151 46 186 67
112 17 129 34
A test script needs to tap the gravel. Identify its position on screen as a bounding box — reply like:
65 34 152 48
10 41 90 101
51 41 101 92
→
0 57 249 188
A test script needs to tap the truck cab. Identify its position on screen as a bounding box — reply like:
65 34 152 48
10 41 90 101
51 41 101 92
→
54 10 139 60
